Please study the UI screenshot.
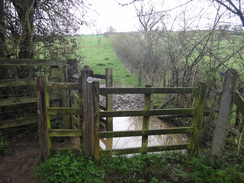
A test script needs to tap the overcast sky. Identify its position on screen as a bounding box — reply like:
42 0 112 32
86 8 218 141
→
80 0 139 34
79 0 241 34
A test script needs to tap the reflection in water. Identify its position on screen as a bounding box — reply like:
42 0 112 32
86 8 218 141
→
100 117 188 150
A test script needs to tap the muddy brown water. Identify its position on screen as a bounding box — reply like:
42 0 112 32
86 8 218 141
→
100 116 188 150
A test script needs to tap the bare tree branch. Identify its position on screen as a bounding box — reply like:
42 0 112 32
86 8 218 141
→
214 0 244 26
115 0 143 6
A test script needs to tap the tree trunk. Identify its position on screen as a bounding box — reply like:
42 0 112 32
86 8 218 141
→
0 0 5 58
11 0 36 58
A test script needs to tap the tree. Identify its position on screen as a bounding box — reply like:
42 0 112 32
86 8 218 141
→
1 0 87 59
107 26 116 33
133 1 166 85
10 0 36 58
213 0 244 26
0 0 5 57
110 0 244 154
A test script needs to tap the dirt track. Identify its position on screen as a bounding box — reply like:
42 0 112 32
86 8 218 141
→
0 133 40 183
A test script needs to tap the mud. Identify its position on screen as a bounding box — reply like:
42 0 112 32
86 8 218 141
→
0 133 40 183
100 93 145 110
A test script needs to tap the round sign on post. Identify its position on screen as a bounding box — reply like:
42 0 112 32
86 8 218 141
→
87 77 93 83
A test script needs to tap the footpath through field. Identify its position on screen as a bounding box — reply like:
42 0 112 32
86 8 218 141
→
78 35 139 86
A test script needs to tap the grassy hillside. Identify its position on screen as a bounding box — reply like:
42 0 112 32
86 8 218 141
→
76 35 140 86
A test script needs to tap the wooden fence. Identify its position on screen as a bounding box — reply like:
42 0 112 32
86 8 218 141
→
211 69 244 158
37 66 207 161
0 59 67 129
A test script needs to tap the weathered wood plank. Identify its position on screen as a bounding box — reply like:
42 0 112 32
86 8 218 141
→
48 107 82 115
0 78 35 87
0 59 67 66
99 87 197 95
49 129 82 137
100 127 194 138
0 115 58 129
0 96 37 106
100 144 191 156
0 116 38 129
99 108 196 117
47 82 81 90
0 96 60 107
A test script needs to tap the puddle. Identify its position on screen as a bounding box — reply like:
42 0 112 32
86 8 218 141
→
100 116 188 150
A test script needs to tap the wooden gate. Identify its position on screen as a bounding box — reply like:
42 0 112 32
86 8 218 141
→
37 67 207 161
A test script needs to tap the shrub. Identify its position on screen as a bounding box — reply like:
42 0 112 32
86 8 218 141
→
0 138 11 156
36 151 105 183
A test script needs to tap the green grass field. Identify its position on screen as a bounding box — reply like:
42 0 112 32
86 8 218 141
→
76 35 139 86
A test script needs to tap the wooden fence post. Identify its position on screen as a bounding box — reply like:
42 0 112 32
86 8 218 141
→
189 82 207 155
106 68 113 131
93 82 100 161
211 69 237 160
142 85 151 154
80 66 96 157
36 76 51 162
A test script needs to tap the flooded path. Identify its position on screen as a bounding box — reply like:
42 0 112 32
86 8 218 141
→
100 116 188 150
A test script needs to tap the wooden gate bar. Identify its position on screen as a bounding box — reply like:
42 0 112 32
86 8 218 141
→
99 87 198 95
100 144 191 156
100 108 196 117
100 127 194 138
49 129 82 137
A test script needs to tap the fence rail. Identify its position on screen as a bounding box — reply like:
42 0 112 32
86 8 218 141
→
100 144 192 156
0 59 67 66
99 87 198 95
100 127 194 138
99 108 196 117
